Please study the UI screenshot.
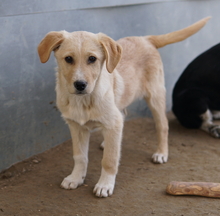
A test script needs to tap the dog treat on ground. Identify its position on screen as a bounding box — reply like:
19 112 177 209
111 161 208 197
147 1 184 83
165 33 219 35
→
166 181 220 198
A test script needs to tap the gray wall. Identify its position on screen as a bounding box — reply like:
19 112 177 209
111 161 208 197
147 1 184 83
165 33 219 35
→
0 0 219 172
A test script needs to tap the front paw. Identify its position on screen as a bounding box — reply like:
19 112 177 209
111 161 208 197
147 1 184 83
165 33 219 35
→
93 182 114 198
209 125 220 138
152 153 168 164
93 169 116 198
60 175 84 190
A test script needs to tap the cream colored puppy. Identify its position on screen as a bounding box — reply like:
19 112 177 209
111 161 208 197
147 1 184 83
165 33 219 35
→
38 17 210 197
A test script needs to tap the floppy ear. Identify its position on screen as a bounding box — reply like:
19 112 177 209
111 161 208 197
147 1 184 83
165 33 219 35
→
98 33 122 73
38 31 64 63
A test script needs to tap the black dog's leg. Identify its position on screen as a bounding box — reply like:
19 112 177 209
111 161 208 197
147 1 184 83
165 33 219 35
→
172 89 220 138
200 110 220 138
172 89 208 128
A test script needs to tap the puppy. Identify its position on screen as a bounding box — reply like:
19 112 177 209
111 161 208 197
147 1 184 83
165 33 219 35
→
38 17 210 197
173 42 220 138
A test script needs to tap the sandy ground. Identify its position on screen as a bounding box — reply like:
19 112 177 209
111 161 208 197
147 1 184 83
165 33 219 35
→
1 113 220 216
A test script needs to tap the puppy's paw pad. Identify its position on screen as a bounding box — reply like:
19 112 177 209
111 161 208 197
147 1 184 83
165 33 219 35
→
60 176 83 190
93 184 114 198
209 125 220 138
152 153 168 164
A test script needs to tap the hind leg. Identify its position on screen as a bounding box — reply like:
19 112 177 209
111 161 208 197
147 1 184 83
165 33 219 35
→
145 86 169 164
172 95 206 129
172 89 220 138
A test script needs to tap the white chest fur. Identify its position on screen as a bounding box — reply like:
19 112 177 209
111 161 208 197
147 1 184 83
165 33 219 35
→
57 94 100 125
56 86 119 131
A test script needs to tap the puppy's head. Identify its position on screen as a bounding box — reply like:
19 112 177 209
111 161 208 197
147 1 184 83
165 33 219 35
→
38 31 122 95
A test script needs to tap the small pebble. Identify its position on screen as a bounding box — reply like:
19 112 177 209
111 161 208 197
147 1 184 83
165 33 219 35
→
32 159 39 164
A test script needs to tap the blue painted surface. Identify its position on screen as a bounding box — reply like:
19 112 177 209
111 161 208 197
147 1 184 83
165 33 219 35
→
0 0 219 171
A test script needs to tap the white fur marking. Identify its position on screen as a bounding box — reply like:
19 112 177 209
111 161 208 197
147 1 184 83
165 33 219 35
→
61 155 88 189
93 168 116 198
200 109 213 133
211 110 220 120
74 69 85 81
200 109 220 138
152 153 168 164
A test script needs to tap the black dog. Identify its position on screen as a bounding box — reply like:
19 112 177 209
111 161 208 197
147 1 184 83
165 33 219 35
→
172 43 220 138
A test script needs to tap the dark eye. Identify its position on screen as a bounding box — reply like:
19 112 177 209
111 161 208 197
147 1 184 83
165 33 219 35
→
65 56 73 64
88 56 97 64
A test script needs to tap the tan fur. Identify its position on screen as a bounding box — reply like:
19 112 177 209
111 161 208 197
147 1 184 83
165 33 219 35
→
38 17 210 197
147 17 211 48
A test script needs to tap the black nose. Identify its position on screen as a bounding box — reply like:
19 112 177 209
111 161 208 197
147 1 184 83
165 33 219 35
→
74 81 87 91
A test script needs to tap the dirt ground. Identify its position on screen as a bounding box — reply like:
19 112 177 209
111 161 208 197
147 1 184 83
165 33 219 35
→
1 113 220 216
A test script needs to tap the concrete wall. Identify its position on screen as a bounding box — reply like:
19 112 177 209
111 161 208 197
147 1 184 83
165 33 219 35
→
0 0 219 171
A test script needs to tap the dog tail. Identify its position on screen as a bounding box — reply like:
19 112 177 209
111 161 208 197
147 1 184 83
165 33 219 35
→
147 17 211 48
